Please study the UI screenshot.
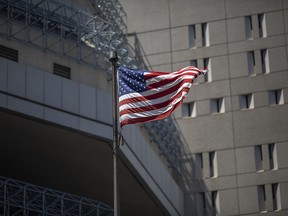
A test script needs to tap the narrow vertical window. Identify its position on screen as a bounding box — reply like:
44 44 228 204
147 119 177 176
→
245 16 253 39
189 25 196 48
261 49 270 74
258 185 266 212
190 59 198 67
182 102 196 117
247 51 255 75
203 58 211 82
197 192 206 216
258 14 267 38
269 89 284 105
201 23 209 47
209 151 217 177
272 183 281 211
255 145 263 171
190 59 199 83
211 191 219 214
268 144 278 170
211 98 225 114
211 191 217 207
196 153 203 179
239 94 254 110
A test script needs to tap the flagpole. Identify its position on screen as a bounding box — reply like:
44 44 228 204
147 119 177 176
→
109 51 120 216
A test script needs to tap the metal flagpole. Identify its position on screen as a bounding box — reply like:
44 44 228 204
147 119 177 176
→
109 51 120 216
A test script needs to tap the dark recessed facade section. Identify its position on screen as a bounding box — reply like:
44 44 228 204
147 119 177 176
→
0 45 18 62
53 63 71 79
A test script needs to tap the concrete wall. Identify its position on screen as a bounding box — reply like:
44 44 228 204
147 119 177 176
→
120 0 288 215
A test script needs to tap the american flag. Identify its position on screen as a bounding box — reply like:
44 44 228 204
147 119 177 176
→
118 66 208 127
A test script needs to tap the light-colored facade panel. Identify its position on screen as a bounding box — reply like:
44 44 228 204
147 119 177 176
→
219 189 239 216
269 46 288 73
44 72 62 109
96 89 112 124
7 96 44 119
236 147 257 174
229 52 249 78
237 169 288 188
285 10 288 33
7 60 26 98
0 58 7 91
233 105 288 147
209 55 229 81
44 107 80 130
26 67 44 103
225 0 283 18
217 149 236 177
209 20 227 45
177 114 234 153
172 44 227 64
228 35 286 55
202 175 237 192
79 118 112 140
0 93 7 107
79 84 97 119
169 0 225 27
147 52 171 68
185 79 231 102
254 91 269 108
266 11 285 36
280 182 288 210
230 71 288 96
120 0 169 33
285 0 288 9
226 17 246 42
277 142 288 169
151 64 173 72
238 186 259 215
62 78 80 114
171 27 189 51
137 30 171 56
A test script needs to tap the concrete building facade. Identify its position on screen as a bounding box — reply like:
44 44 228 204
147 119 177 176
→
119 0 288 215
0 0 185 215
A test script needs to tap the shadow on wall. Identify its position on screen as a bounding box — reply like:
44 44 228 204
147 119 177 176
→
173 120 219 216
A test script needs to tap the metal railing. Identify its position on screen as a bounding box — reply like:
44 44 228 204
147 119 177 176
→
0 0 135 70
0 176 113 216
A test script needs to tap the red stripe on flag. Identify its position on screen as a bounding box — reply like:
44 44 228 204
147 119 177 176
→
119 94 185 127
119 87 190 116
147 72 199 89
119 78 195 106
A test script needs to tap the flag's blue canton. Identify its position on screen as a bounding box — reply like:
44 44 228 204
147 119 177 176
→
118 66 147 97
